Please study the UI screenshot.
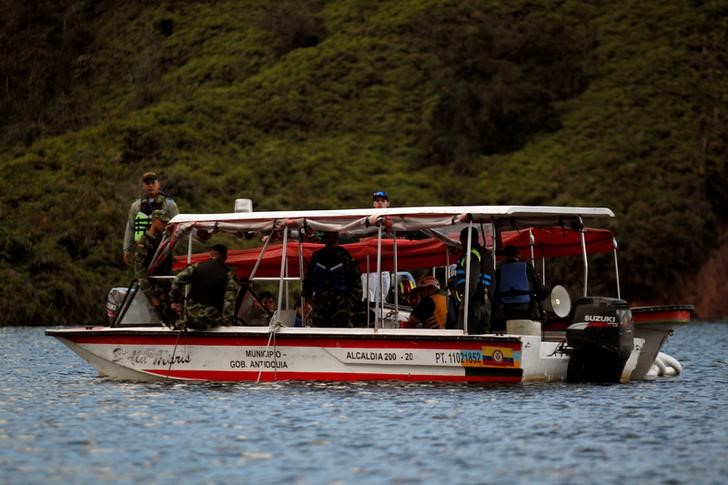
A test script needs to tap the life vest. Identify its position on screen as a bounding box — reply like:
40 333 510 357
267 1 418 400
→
133 196 165 242
188 259 229 310
431 294 448 328
498 262 530 304
312 248 349 294
456 247 493 292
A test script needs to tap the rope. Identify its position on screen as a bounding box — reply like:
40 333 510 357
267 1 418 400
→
165 326 184 380
256 319 283 383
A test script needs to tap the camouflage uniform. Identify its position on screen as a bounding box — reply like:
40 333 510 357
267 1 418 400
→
169 262 238 330
302 246 362 327
134 230 174 323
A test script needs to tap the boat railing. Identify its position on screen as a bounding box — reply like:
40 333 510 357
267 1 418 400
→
111 280 140 327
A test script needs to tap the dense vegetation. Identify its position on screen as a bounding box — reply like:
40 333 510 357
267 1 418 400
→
1 0 726 325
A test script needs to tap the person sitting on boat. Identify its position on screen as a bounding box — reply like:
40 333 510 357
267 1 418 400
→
245 290 275 325
133 209 175 324
169 244 238 330
495 245 548 324
388 273 416 306
403 275 447 329
123 171 178 266
302 231 362 327
294 297 312 327
455 227 494 334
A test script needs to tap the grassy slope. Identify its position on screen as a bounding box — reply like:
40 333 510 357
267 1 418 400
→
0 0 725 324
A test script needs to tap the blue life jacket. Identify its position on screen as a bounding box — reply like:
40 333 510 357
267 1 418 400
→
498 262 530 304
312 250 349 293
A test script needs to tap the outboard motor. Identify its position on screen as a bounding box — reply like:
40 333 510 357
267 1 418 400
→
566 297 634 383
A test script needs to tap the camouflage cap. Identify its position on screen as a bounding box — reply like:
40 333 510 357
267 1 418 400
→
151 209 171 223
142 171 158 182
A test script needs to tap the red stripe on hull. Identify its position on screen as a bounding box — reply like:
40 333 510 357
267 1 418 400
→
59 333 521 350
143 369 523 383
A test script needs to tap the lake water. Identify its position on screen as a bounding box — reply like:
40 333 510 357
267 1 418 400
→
1 322 727 484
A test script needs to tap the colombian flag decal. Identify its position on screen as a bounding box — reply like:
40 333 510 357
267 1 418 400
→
482 345 520 367
458 345 521 368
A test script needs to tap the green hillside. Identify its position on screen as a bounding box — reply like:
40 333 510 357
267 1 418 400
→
1 0 726 324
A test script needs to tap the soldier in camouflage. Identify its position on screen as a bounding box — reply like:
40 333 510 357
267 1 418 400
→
134 209 174 323
302 231 362 327
123 171 178 266
169 244 238 330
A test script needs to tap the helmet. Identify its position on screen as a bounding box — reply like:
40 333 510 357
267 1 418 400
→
417 275 440 290
399 279 415 295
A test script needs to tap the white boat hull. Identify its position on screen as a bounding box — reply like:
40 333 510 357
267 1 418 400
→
47 326 647 384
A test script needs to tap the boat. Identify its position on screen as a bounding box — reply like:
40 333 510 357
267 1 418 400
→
46 205 691 383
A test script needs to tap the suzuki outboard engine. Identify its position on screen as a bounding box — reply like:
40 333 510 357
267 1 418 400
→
566 297 634 383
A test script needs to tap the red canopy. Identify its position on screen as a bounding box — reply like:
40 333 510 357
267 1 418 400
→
171 227 615 278
500 227 615 259
173 238 453 279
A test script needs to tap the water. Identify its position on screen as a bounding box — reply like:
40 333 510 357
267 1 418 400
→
1 323 727 485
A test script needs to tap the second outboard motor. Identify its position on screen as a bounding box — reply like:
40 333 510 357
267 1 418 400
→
566 297 634 383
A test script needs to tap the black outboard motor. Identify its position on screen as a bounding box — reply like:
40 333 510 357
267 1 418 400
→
566 297 634 383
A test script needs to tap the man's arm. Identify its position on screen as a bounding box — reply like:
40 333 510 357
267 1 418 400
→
165 198 179 218
133 239 153 299
123 201 139 264
222 270 239 324
169 265 195 304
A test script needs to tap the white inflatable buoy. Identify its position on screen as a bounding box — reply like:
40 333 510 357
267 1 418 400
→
657 351 682 375
650 351 683 377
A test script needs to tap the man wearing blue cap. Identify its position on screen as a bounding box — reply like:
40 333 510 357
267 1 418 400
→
363 191 392 304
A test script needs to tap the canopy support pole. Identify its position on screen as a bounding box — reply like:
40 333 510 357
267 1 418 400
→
463 219 473 335
529 228 536 267
376 224 383 329
392 231 399 318
298 233 307 326
445 249 450 277
580 228 588 297
250 230 274 281
365 255 371 327
187 230 193 265
613 237 621 299
276 228 288 315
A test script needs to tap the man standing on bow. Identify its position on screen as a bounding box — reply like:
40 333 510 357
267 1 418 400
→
123 171 178 266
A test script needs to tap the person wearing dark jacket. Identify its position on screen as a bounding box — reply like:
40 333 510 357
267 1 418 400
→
302 232 362 327
170 244 238 330
455 227 494 334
